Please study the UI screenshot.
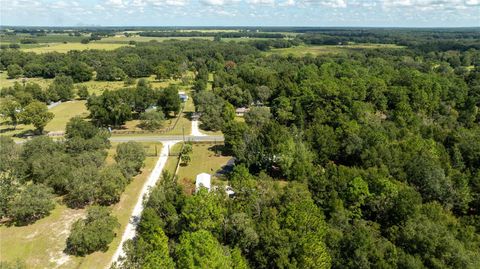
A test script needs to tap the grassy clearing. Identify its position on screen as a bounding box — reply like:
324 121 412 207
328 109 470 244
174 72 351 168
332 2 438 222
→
45 101 88 132
0 33 86 44
0 100 88 139
97 36 213 44
176 143 231 194
0 204 85 269
0 72 53 88
265 44 404 56
22 42 129 53
0 142 162 269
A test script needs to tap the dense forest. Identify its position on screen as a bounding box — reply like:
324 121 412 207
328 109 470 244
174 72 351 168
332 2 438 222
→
1 29 480 268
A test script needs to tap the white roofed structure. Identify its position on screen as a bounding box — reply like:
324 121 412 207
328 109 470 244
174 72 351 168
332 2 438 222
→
195 173 211 193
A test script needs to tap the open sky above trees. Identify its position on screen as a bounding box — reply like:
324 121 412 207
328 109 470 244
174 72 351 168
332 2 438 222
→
1 0 479 27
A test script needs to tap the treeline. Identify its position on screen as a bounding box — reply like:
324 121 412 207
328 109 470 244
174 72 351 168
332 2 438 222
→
87 80 181 128
0 40 258 80
300 29 480 52
139 31 286 39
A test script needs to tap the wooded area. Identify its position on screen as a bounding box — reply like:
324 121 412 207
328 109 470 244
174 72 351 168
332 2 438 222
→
1 28 480 268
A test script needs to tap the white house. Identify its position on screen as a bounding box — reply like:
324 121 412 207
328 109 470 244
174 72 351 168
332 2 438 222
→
195 173 211 193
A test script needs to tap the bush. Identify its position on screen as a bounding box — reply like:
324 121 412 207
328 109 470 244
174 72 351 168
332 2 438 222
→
139 110 165 130
115 142 146 177
77 85 89 99
8 184 55 226
65 206 119 256
7 64 23 79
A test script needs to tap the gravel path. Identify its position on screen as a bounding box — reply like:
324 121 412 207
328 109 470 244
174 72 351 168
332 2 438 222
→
109 140 179 268
191 114 207 136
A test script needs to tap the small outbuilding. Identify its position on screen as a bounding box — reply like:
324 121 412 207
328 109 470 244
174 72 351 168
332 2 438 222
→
178 91 188 102
235 107 249 117
195 173 211 193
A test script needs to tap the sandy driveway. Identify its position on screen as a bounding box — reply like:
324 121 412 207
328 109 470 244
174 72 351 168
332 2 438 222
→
109 140 179 268
191 113 206 136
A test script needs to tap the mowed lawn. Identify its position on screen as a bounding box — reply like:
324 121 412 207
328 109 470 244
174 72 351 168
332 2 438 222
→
265 44 404 56
176 143 232 194
22 42 130 53
45 101 89 132
0 142 162 269
0 100 88 140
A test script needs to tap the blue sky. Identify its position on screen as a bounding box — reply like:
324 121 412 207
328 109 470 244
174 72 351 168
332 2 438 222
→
1 0 479 27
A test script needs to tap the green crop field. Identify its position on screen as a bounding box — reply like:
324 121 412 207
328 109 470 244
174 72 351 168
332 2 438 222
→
265 44 405 56
97 35 213 44
21 42 129 53
0 33 86 44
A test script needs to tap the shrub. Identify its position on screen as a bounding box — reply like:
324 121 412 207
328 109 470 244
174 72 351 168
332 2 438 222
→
115 142 146 178
8 184 55 226
65 206 119 256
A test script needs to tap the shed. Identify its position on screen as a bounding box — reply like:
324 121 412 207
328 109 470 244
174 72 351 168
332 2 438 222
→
195 173 211 193
235 107 249 117
178 91 188 102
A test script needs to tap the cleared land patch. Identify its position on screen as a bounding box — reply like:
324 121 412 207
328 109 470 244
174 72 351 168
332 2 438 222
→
265 44 404 56
22 42 129 53
175 143 232 194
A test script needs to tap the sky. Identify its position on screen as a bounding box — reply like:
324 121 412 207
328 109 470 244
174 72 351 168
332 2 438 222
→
1 0 479 27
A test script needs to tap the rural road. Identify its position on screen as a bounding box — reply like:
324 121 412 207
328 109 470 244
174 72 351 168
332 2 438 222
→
109 140 180 268
109 135 224 143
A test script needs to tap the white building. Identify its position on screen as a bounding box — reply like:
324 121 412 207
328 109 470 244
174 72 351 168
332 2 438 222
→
195 173 211 193
178 91 188 102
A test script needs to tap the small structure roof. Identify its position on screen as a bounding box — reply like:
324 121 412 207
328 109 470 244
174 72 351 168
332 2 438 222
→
195 173 211 193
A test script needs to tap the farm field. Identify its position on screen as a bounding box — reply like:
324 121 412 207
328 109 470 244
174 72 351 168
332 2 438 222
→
22 42 129 53
176 143 232 194
97 35 213 44
0 142 162 269
265 43 405 56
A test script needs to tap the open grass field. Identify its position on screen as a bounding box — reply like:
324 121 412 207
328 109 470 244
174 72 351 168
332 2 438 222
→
265 44 405 56
176 143 232 194
0 203 85 269
0 100 87 138
0 72 53 88
45 101 88 132
0 33 86 44
0 100 88 140
0 142 162 269
22 42 130 53
97 35 213 44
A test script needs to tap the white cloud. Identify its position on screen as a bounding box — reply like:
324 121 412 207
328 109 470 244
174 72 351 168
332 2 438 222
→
200 0 240 5
465 0 480 5
247 0 275 5
105 0 125 8
279 0 295 6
